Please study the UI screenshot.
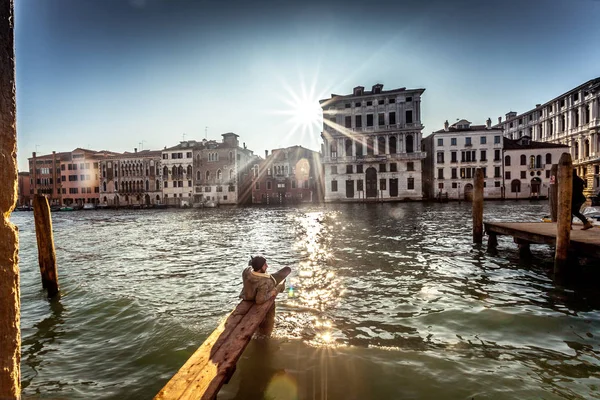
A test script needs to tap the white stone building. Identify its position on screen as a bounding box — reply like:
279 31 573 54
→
161 141 200 206
422 119 504 200
503 137 568 200
494 77 600 196
320 84 426 202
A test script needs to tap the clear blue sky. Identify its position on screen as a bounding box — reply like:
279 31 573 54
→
15 0 600 171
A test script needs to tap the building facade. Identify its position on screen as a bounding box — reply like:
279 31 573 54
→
192 133 257 205
494 77 600 196
422 119 504 200
251 146 324 204
320 84 426 202
161 141 200 206
29 151 65 206
17 172 31 207
503 137 569 200
98 149 163 207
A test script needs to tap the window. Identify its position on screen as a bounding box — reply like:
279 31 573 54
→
291 180 296 188
345 103 351 108
546 170 551 178
438 183 444 189
407 177 414 190
505 171 511 180
505 155 511 166
405 110 413 124
494 136 501 144
480 150 487 161
186 152 192 158
355 115 362 128
406 96 412 102
346 165 353 174
437 152 444 163
494 149 501 161
480 137 487 144
511 179 521 193
357 180 364 191
357 165 363 173
331 166 338 174
390 163 397 172
494 166 501 178
378 99 384 105
367 114 373 127
389 98 395 104
379 163 387 172
546 153 552 165
407 162 414 171
520 171 526 179
520 154 526 165
451 138 457 146
379 178 386 190
355 102 361 107
437 138 443 146
267 181 272 190
437 168 444 179
366 101 372 106
389 112 396 125
451 168 457 179
451 151 457 163
345 116 352 128
255 182 260 190
465 137 472 146
378 113 385 126
331 180 338 192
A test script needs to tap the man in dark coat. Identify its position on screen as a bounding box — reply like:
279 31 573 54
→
572 170 594 230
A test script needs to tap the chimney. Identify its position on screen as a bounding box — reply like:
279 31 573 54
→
486 118 491 129
265 150 268 158
536 104 541 108
498 117 502 124
243 142 246 149
443 120 449 131
134 148 137 153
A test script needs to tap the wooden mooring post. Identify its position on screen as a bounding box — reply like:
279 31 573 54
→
554 153 572 275
473 168 484 244
549 164 558 222
33 194 59 297
0 0 20 397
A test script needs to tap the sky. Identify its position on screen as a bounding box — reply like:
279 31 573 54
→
14 0 600 171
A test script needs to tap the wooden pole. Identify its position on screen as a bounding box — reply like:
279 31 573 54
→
473 168 484 244
33 194 59 297
554 153 572 275
0 0 20 397
549 164 558 222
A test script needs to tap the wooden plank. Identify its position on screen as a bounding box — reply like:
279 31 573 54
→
33 194 59 297
155 299 275 400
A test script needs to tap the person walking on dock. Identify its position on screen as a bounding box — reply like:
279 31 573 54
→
572 170 594 230
240 256 291 305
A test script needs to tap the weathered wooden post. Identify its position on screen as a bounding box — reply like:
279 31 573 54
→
473 168 484 244
554 153 572 275
549 164 558 222
33 194 60 297
0 0 20 397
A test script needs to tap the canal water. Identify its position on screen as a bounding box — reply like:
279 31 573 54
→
11 202 600 399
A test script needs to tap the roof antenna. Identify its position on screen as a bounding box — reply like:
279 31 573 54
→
182 133 186 141
205 126 208 139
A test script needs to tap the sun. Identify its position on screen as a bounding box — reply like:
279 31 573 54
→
290 98 322 129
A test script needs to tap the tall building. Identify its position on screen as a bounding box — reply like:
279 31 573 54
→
29 151 66 205
422 119 504 200
192 133 256 205
98 149 163 207
503 136 568 200
250 146 324 204
161 141 201 206
17 172 31 207
320 84 426 202
494 77 600 196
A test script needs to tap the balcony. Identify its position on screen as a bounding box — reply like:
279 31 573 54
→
527 163 545 171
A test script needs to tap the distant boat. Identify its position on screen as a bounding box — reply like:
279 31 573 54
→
83 204 96 210
15 205 32 211
204 201 218 208
60 206 74 212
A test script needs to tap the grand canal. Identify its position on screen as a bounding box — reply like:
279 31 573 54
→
11 202 600 399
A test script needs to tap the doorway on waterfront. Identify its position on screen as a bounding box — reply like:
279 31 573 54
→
365 167 377 198
531 177 541 197
346 180 354 198
145 194 150 205
389 178 398 197
464 183 474 201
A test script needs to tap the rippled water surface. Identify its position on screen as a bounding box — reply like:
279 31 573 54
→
11 202 600 399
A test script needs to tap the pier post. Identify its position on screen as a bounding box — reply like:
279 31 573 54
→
33 194 60 297
554 153 572 275
473 168 484 244
549 164 558 222
0 0 20 396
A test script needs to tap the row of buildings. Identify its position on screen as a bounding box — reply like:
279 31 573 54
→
19 77 600 206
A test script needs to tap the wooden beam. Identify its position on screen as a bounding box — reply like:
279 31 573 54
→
155 298 276 400
33 195 59 297
0 0 19 397
555 153 572 275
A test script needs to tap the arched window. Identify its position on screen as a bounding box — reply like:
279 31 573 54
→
206 171 210 181
187 165 192 176
197 171 201 180
366 138 374 155
389 136 397 154
345 139 353 156
229 151 233 162
230 169 234 180
217 169 222 182
536 155 542 169
529 155 535 169
146 180 149 191
520 154 526 165
172 166 177 177
505 155 511 166
406 135 414 153
511 179 521 193
355 140 363 156
178 166 183 176
546 153 552 165
377 136 386 154
585 140 590 158
156 179 159 189
575 142 579 158
163 166 168 176
103 182 106 192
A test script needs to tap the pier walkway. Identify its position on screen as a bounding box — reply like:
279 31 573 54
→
485 222 600 258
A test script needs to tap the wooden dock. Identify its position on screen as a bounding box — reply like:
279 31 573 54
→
485 222 600 258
